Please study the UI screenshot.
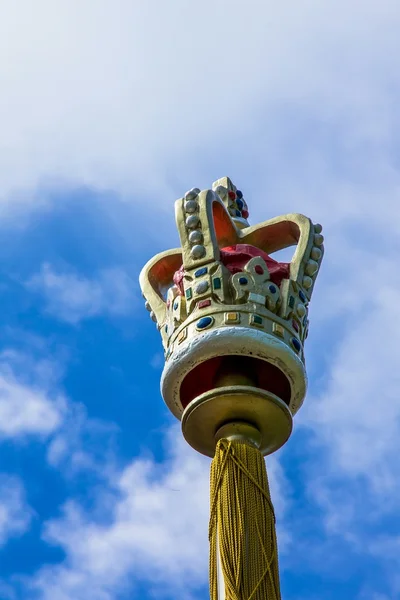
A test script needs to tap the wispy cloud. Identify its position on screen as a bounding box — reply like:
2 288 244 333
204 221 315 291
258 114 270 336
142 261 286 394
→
0 475 32 547
22 426 287 600
26 264 135 324
0 352 64 439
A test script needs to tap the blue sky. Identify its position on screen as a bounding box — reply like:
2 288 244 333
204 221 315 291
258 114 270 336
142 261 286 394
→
0 1 400 598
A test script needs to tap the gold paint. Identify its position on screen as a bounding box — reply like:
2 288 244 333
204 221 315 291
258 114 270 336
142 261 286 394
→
273 323 285 338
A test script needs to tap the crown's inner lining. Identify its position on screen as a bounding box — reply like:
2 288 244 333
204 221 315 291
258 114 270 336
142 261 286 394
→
179 355 291 410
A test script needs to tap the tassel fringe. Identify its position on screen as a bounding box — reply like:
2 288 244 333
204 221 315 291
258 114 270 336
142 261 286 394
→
209 439 281 600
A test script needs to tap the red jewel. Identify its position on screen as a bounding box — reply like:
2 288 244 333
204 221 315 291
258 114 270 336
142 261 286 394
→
292 319 299 332
242 209 249 219
254 265 264 275
198 299 211 309
228 190 236 200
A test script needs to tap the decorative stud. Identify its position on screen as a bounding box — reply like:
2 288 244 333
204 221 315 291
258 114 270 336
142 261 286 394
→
239 277 248 285
289 296 295 309
189 230 203 244
198 299 211 309
178 329 187 344
314 223 323 233
173 301 179 310
185 288 193 300
228 190 236 200
303 276 313 289
305 260 319 276
310 246 322 261
215 185 227 199
195 267 208 277
213 277 222 290
191 245 206 259
250 314 263 327
255 265 264 275
185 188 200 200
186 215 200 229
196 316 214 330
185 200 198 213
297 303 306 318
196 281 209 294
236 199 244 210
292 320 299 332
236 190 243 199
269 285 277 294
314 234 324 246
225 312 240 324
272 323 284 338
299 290 307 303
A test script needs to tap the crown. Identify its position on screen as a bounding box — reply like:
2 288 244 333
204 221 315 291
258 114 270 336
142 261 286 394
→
140 177 324 457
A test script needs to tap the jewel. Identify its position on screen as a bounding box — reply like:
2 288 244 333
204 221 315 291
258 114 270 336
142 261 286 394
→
236 190 243 199
198 299 211 309
213 277 222 290
250 314 263 327
303 276 313 289
273 323 284 337
292 319 299 332
228 190 236 200
196 316 214 330
291 337 301 352
269 284 276 294
225 312 240 323
235 209 241 217
299 290 306 303
249 292 265 304
185 288 192 300
289 296 295 308
173 301 179 310
255 265 264 275
242 209 249 219
236 198 244 210
297 303 306 317
195 267 208 277
239 277 248 285
196 281 209 294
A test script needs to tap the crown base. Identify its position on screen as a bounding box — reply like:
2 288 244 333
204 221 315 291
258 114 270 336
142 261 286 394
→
181 385 293 458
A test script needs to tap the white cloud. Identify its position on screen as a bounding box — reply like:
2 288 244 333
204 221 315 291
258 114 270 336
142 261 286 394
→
0 476 32 547
27 426 288 600
0 0 399 207
0 352 64 439
26 264 135 324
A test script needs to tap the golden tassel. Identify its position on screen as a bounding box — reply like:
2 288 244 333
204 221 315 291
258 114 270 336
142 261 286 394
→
209 439 281 600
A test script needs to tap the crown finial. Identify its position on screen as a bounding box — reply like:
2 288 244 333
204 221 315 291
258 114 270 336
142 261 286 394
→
139 177 324 457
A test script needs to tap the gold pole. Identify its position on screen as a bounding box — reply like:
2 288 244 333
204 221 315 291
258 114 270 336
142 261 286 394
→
209 422 281 600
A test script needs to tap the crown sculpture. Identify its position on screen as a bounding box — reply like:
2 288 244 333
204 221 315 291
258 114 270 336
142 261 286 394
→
140 177 324 599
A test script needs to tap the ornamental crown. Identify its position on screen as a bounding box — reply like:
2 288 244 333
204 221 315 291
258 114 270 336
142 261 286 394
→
140 177 324 457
